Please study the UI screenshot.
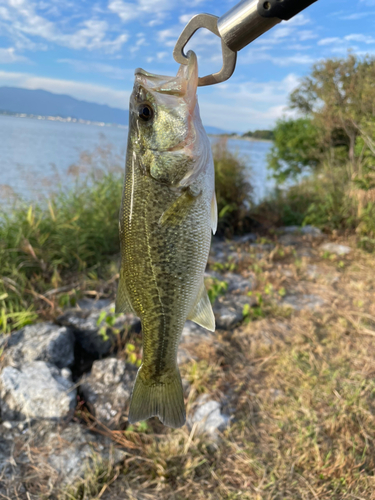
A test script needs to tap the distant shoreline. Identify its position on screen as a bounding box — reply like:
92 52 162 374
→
0 113 273 142
208 134 273 143
0 111 128 129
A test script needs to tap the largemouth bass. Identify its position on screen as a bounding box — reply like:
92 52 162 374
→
116 51 217 428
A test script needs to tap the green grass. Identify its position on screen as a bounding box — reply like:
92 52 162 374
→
0 160 123 333
0 142 252 334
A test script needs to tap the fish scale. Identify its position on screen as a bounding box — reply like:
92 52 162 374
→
116 51 217 428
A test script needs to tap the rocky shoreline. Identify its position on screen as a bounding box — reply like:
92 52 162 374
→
0 225 354 497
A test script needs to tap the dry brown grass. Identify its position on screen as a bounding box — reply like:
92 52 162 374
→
6 233 375 500
57 233 375 500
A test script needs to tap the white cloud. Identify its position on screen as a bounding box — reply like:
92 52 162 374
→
318 37 340 46
129 35 147 54
199 74 300 132
57 59 133 79
253 16 313 49
156 51 168 60
345 34 375 44
244 47 315 67
298 30 318 41
0 70 131 109
108 0 176 25
0 47 29 63
0 0 128 53
340 11 375 20
179 13 198 24
285 13 311 27
157 27 181 44
108 0 139 22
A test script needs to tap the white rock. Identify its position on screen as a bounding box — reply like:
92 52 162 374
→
79 358 136 428
0 322 75 369
190 396 230 438
320 242 351 255
0 361 77 421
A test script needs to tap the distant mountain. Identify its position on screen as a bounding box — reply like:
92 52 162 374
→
0 86 233 134
0 87 128 125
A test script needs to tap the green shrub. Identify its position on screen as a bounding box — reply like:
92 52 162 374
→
212 138 253 237
252 181 318 227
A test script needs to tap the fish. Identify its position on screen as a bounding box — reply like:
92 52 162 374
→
116 50 217 428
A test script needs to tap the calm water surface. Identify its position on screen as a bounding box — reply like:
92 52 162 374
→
0 115 274 207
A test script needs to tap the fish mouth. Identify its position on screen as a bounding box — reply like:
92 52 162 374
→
134 51 198 107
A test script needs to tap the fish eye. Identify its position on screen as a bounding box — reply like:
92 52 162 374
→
138 103 153 122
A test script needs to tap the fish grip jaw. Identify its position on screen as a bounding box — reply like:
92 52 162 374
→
173 13 237 87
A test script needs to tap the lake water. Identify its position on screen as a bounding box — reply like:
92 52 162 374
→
0 115 274 207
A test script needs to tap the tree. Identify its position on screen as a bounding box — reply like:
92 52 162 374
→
267 118 322 183
290 53 375 172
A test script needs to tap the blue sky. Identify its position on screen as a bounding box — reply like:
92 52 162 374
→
0 0 373 132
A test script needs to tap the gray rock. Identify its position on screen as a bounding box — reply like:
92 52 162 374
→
223 272 255 294
0 435 18 481
45 423 126 486
214 295 255 329
278 233 300 246
249 243 275 252
233 233 257 244
77 298 113 310
57 308 140 358
181 321 212 344
204 270 223 280
282 294 326 311
320 242 351 255
79 358 136 428
302 225 323 236
189 395 230 438
0 361 77 421
205 271 255 294
57 309 114 357
209 240 242 265
179 321 214 363
279 225 322 237
0 322 75 369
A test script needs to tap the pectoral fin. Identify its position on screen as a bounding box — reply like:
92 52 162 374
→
187 282 215 332
211 190 218 235
159 188 201 227
115 276 135 314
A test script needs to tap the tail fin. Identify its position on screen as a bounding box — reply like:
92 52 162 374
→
128 365 186 428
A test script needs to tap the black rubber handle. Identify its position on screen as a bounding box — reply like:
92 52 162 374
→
257 0 318 21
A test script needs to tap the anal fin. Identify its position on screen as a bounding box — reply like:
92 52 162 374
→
187 282 215 332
